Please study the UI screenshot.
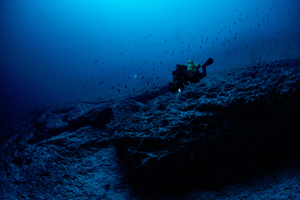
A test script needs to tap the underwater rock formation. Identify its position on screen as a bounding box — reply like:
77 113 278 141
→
111 59 300 189
1 59 300 199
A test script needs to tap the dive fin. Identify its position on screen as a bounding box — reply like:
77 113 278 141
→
202 58 214 68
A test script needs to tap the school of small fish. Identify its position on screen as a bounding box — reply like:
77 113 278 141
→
72 1 300 96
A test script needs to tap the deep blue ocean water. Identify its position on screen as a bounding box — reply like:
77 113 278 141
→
0 0 300 129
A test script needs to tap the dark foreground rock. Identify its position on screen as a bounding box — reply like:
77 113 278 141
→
1 59 300 199
111 59 300 190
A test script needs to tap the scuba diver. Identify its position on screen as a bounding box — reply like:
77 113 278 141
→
168 58 214 93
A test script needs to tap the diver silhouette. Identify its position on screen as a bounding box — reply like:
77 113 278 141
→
168 58 214 93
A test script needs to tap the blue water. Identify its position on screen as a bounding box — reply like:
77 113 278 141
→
0 0 300 127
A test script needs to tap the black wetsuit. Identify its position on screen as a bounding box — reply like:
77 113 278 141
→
168 58 213 92
169 64 188 92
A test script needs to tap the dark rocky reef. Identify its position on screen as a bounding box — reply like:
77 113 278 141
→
110 59 300 189
1 59 300 199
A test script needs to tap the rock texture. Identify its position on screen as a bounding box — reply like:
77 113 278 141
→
1 59 300 199
111 59 300 189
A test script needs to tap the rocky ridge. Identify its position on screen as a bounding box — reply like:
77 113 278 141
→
0 59 300 199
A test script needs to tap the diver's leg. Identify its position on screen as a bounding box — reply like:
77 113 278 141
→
202 66 206 77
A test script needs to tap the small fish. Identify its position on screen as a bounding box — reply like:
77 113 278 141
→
118 83 120 86
91 77 94 79
156 77 159 80
137 73 140 75
111 86 114 90
113 71 115 74
72 93 75 95
109 77 111 80
118 89 120 92
95 60 98 63
99 81 103 85
133 88 135 92
147 82 149 85
84 85 86 87
125 85 127 89
142 76 144 79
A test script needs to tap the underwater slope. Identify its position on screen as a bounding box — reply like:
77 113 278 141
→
0 59 300 199
111 59 300 189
